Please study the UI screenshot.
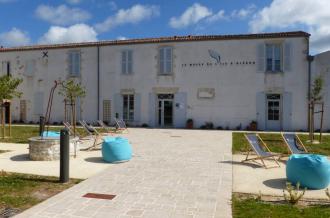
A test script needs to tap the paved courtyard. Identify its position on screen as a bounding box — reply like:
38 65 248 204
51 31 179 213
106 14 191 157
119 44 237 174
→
15 129 232 218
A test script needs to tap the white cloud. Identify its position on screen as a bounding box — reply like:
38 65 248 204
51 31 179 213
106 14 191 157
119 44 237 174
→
0 28 30 47
95 4 160 33
169 3 212 28
231 4 256 19
35 4 91 26
169 3 254 28
117 36 128 40
66 0 82 4
206 10 226 23
249 0 330 52
39 24 97 44
108 1 117 11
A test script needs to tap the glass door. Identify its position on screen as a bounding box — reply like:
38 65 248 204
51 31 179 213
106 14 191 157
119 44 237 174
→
266 94 281 130
157 94 174 127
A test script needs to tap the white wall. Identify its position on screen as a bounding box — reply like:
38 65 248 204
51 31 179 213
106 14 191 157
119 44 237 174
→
312 51 330 131
0 36 311 131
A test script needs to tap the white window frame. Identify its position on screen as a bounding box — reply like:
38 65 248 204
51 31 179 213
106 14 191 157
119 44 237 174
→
122 94 134 121
266 44 282 72
159 46 173 75
121 50 133 74
68 50 81 77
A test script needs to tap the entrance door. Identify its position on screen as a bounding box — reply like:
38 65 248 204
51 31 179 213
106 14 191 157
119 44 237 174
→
266 94 281 130
4 102 10 124
20 100 27 123
157 94 174 127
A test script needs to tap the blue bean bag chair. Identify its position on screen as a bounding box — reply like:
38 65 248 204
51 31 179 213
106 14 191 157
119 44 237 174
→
102 137 132 163
286 154 330 189
42 131 60 138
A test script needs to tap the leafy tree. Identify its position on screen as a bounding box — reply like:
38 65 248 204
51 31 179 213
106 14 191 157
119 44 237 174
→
309 75 324 142
0 75 23 101
58 79 86 136
311 75 324 102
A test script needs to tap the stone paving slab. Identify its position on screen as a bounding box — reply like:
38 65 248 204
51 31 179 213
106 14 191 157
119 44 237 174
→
15 129 232 218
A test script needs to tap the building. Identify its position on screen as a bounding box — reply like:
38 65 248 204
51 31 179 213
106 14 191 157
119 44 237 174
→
0 31 328 131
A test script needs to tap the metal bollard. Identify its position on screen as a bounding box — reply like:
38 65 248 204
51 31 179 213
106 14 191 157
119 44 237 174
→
60 128 70 183
39 116 45 137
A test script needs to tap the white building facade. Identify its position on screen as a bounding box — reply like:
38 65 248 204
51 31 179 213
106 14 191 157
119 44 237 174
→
1 31 327 131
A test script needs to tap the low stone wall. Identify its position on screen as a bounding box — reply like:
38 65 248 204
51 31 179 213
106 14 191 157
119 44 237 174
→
29 137 79 161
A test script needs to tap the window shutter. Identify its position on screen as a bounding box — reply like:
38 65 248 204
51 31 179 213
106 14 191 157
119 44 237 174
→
282 92 292 131
74 52 80 76
25 60 36 77
174 92 187 128
284 42 292 72
166 47 172 73
121 51 127 74
68 52 73 75
128 50 133 74
159 48 165 74
114 93 123 119
257 43 265 73
256 92 266 130
134 93 141 123
34 92 44 115
148 93 156 127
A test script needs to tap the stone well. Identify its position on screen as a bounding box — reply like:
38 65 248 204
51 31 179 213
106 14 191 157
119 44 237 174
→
29 137 79 161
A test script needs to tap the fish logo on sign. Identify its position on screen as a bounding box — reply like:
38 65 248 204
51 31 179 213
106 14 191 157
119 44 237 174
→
208 49 221 63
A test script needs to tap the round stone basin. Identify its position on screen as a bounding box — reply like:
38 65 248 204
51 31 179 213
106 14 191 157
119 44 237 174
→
29 136 79 161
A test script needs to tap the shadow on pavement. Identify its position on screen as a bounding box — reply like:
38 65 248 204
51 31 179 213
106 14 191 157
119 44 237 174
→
84 157 106 163
10 154 30 162
219 160 263 169
263 178 287 189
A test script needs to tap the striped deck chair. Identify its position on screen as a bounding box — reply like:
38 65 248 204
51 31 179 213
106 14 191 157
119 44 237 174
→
243 133 281 168
114 118 128 133
281 133 308 154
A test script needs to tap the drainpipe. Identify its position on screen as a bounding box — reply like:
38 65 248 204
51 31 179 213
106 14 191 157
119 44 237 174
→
97 46 100 120
306 34 314 133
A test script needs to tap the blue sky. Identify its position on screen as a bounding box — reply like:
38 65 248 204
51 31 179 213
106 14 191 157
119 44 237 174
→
0 0 329 53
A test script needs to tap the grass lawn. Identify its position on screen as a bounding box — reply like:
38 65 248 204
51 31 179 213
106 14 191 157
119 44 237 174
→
0 172 81 215
232 132 330 156
233 195 330 218
0 125 88 144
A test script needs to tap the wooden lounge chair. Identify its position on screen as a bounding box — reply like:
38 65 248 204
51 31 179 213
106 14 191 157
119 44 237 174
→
79 120 111 150
281 133 308 154
97 120 115 134
63 121 90 140
243 133 281 168
114 118 128 133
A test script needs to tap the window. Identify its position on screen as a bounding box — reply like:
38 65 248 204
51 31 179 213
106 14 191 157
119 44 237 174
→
266 44 282 72
103 100 111 123
25 60 36 77
267 94 281 121
2 61 10 76
123 95 134 121
121 50 133 74
68 51 81 76
159 47 173 74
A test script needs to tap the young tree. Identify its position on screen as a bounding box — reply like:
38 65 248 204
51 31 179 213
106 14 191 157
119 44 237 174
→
0 75 23 101
311 75 324 102
58 79 86 136
0 75 23 138
309 75 324 142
